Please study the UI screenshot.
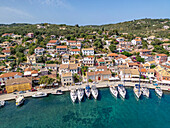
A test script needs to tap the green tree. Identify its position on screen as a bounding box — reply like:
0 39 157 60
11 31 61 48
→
109 44 116 52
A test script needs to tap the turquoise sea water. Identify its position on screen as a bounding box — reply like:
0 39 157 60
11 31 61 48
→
0 88 170 128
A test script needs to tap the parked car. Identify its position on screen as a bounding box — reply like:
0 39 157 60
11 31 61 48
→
19 91 26 94
31 88 37 92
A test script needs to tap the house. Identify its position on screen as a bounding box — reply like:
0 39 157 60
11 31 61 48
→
116 37 125 42
82 48 94 56
24 49 29 55
59 64 69 75
62 54 69 64
142 63 150 69
46 40 59 49
45 64 58 71
0 41 11 48
70 44 81 49
96 58 105 66
2 50 11 56
39 68 49 76
0 72 23 85
2 33 14 37
141 54 154 62
102 57 113 67
0 54 7 61
27 55 37 64
84 71 111 82
105 40 112 45
96 66 107 71
83 56 95 67
5 77 32 93
34 47 45 55
132 37 142 45
27 33 34 38
70 49 80 55
155 54 168 64
77 38 85 42
69 64 78 74
146 69 155 79
154 65 170 85
24 68 32 77
119 69 140 82
139 49 151 56
118 41 132 48
107 53 118 59
66 40 77 46
56 46 67 54
162 43 170 50
114 54 128 65
61 72 74 86
127 63 142 69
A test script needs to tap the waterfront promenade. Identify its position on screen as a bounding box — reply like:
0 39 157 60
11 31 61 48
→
0 81 170 101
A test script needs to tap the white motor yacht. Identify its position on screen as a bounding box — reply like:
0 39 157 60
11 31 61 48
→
85 85 91 98
16 95 25 106
51 90 63 95
70 89 77 103
110 85 118 98
118 84 126 99
32 92 47 98
141 86 150 98
133 84 142 99
77 88 84 102
91 85 98 100
0 100 5 107
155 87 163 97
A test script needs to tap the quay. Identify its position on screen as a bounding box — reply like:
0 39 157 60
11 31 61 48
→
0 81 170 101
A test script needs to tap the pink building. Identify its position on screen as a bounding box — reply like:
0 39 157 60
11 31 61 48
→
155 54 168 64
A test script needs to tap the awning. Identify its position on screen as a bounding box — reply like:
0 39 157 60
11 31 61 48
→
109 77 120 80
32 74 38 77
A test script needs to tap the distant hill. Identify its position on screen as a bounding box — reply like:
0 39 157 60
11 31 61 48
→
0 18 169 38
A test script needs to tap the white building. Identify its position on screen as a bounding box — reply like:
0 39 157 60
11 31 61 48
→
34 47 45 55
70 49 80 55
82 48 94 56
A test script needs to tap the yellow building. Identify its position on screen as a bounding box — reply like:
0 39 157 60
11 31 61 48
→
5 77 32 93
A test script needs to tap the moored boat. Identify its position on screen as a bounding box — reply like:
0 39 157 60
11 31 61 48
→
85 85 91 98
77 88 84 102
118 84 126 99
16 95 25 106
155 87 163 97
133 84 142 99
51 90 63 95
109 85 118 98
32 92 47 98
91 85 98 100
141 86 149 98
0 100 5 107
70 89 77 103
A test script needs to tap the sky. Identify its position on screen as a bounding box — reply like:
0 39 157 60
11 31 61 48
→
0 0 170 25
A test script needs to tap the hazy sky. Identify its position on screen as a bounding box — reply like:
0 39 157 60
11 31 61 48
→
0 0 169 25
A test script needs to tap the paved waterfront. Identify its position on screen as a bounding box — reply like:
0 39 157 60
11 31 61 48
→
0 81 170 101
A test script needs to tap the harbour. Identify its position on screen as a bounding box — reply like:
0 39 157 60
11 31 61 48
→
0 81 170 101
0 88 170 128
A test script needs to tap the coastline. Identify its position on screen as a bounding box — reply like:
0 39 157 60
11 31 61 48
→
0 81 169 101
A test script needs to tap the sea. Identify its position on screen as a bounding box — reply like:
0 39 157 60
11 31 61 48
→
0 87 170 128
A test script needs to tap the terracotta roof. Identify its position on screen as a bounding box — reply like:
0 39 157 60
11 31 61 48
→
82 48 94 51
2 50 11 53
70 49 80 52
60 64 69 69
31 70 38 74
0 55 7 57
140 68 147 73
56 46 67 48
46 64 57 67
69 64 77 69
107 53 118 57
87 56 94 58
35 47 43 49
49 40 57 43
96 66 107 69
0 72 22 78
147 69 155 73
24 68 32 72
140 49 151 52
5 77 32 86
68 40 76 43
87 71 111 76
97 58 105 62
62 72 72 77
156 54 167 57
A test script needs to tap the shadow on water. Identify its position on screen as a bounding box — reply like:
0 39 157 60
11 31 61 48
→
97 89 102 101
